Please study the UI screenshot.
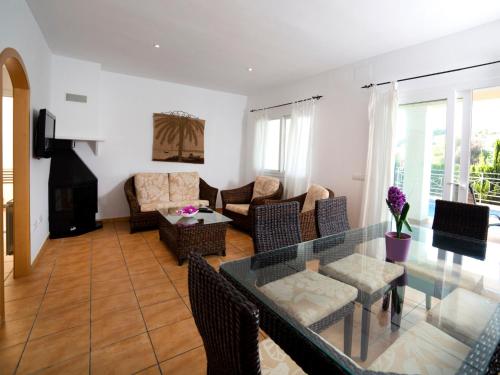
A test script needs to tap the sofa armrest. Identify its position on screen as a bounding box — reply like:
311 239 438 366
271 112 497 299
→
264 192 307 210
200 178 218 209
124 177 141 215
221 182 255 207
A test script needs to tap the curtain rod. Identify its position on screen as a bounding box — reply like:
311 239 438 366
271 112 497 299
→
249 95 323 113
361 59 500 89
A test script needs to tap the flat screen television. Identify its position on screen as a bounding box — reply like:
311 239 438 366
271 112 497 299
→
34 109 56 158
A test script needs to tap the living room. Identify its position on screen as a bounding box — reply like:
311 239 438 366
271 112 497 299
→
1 1 500 374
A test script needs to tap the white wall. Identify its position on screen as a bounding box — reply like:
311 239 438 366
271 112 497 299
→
0 0 52 261
247 20 500 227
74 71 247 219
51 55 102 140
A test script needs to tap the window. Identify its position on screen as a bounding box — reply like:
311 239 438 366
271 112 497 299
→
262 116 290 175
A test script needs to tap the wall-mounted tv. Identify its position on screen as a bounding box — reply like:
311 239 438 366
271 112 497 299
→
34 109 56 158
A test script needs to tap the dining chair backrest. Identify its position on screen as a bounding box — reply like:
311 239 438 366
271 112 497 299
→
253 201 302 253
315 196 350 237
188 252 261 375
432 199 489 241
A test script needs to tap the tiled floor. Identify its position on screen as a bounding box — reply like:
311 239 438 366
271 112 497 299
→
0 221 254 374
0 220 435 374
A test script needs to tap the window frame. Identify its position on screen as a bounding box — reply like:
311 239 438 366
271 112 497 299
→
262 115 290 178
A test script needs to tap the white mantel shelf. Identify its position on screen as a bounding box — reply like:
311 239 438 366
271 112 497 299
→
55 137 105 156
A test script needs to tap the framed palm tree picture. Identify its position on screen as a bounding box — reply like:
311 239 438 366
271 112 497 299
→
153 112 205 164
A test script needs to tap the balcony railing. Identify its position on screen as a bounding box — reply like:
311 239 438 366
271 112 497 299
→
394 167 500 207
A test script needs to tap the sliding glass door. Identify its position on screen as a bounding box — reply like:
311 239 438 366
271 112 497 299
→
395 85 500 226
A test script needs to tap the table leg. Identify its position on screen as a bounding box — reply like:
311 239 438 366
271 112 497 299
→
343 310 353 357
360 305 371 361
391 285 405 332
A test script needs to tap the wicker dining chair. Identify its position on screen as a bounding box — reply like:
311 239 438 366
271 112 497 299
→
432 199 490 241
253 202 302 253
316 196 350 237
188 252 305 375
266 187 334 241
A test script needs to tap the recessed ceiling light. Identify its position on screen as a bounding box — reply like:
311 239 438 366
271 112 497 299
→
153 43 160 48
247 67 253 72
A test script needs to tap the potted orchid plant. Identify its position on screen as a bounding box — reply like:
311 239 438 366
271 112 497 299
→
385 186 412 261
176 205 199 218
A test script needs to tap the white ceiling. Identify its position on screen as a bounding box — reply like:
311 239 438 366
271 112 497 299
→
27 0 500 95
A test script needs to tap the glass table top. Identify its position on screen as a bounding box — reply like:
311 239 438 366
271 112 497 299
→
220 223 500 374
157 208 232 226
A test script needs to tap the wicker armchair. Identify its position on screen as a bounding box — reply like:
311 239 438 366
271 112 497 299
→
432 199 489 241
253 202 302 253
124 176 218 233
188 252 304 375
221 180 283 234
316 196 350 237
266 188 334 241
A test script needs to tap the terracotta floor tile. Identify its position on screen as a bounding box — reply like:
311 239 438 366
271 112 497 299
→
4 294 43 322
46 274 90 293
160 346 207 375
91 333 156 375
91 307 146 349
172 278 189 297
123 251 157 265
0 343 24 375
142 298 191 331
33 352 89 375
39 286 90 315
4 282 47 302
164 265 188 281
51 264 90 279
91 290 138 321
91 276 133 300
91 264 129 282
0 316 33 350
135 280 179 307
126 260 163 276
31 302 90 340
17 324 90 374
135 365 162 375
181 296 192 312
92 237 121 249
130 270 170 291
150 318 202 362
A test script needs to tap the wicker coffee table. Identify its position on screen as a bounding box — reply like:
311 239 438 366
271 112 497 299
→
158 208 232 265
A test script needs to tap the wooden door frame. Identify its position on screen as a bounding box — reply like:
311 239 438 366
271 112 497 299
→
0 48 31 321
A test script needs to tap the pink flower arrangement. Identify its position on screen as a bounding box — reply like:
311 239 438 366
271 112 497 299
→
176 205 199 217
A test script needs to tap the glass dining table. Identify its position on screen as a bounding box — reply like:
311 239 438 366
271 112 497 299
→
219 223 500 374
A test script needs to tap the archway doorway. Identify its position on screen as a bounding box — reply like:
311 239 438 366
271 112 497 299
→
0 48 31 320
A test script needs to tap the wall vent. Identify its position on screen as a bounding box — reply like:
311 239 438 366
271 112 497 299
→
65 93 87 103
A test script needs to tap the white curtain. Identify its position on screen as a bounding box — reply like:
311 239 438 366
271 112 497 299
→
360 82 398 226
252 109 269 176
283 100 315 197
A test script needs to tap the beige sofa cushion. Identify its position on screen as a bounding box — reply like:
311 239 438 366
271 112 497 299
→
252 176 280 201
259 338 306 374
134 173 170 206
302 184 330 213
169 172 200 202
140 199 209 213
369 321 470 374
258 270 357 326
225 204 250 216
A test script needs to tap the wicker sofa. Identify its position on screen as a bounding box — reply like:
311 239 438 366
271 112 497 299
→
124 172 218 233
267 184 334 241
221 176 283 234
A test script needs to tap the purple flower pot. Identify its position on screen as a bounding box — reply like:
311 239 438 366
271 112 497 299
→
385 232 411 262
